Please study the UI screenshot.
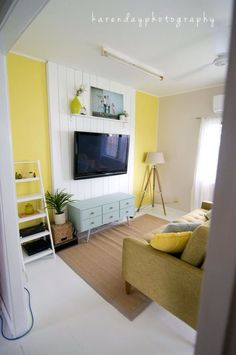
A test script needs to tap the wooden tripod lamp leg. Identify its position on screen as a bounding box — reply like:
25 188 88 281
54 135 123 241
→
137 167 153 212
155 167 167 215
152 165 155 207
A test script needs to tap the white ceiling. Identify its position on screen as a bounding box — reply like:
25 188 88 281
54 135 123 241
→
12 0 233 96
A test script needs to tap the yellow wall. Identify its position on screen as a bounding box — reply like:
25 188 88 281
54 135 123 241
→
133 91 158 206
7 53 52 193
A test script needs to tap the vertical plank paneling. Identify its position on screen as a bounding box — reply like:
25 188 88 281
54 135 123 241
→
47 62 135 200
129 87 135 193
46 62 60 191
66 68 76 178
82 72 90 115
57 65 70 191
74 70 83 97
91 177 104 197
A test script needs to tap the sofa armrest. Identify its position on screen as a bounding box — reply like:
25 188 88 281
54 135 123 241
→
122 237 203 328
201 201 213 210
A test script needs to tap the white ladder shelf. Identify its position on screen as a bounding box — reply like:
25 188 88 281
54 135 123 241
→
15 160 55 268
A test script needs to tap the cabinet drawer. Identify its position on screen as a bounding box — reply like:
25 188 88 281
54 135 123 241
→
120 198 134 209
103 210 119 224
102 202 119 214
80 206 101 220
120 206 134 219
80 216 102 232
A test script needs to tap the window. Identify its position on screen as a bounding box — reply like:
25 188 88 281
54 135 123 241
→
191 117 222 209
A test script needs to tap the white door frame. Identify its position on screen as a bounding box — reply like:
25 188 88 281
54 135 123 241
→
195 1 236 354
0 0 49 337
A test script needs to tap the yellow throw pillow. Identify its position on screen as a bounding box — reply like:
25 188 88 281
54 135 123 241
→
150 232 192 253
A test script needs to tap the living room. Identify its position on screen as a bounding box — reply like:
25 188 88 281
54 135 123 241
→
0 0 235 354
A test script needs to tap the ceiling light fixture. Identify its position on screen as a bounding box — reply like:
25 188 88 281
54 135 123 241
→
101 47 164 81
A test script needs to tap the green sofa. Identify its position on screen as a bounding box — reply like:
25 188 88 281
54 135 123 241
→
122 201 212 329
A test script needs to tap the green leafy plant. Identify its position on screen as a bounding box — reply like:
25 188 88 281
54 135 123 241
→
119 110 129 118
45 189 75 215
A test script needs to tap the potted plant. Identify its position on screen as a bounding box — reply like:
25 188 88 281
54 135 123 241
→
119 110 129 122
45 189 75 225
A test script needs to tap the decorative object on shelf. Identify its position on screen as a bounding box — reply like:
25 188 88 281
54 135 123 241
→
119 110 129 122
15 172 23 179
91 86 124 119
70 85 86 114
45 189 75 225
23 239 50 256
80 106 87 115
27 171 36 178
137 152 166 215
51 221 73 246
24 203 35 215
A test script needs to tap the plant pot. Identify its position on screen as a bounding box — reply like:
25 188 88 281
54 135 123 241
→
54 212 66 225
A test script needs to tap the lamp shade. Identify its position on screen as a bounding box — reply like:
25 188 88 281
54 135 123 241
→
145 152 165 165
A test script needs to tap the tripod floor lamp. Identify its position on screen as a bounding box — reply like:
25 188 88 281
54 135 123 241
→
137 152 166 215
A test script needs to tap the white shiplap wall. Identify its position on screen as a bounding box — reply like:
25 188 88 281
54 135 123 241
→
47 62 135 200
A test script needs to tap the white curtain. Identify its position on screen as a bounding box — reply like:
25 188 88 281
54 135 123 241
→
191 117 222 209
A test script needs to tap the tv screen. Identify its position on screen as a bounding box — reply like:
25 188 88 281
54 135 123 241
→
74 131 130 180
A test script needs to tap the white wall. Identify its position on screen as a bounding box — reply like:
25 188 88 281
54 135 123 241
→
158 85 224 212
47 62 135 198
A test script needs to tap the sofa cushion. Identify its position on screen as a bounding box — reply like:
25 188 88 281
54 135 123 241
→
140 207 208 243
180 221 210 267
150 231 192 254
162 222 202 233
173 208 208 224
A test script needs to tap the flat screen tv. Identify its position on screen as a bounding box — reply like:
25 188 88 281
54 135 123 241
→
74 131 130 180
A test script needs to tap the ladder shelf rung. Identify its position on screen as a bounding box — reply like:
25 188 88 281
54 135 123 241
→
17 193 44 203
15 177 40 183
20 230 50 244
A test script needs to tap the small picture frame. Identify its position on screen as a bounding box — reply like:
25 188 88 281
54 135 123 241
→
90 87 124 119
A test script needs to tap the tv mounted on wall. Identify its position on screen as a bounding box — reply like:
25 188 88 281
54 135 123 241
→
74 131 130 180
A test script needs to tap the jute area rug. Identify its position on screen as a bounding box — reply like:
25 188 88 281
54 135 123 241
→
58 214 167 320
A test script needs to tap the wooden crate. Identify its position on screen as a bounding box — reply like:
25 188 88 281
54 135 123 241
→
51 221 73 245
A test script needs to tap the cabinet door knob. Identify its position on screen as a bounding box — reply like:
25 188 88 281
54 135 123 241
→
110 216 113 219
90 212 94 215
109 207 113 210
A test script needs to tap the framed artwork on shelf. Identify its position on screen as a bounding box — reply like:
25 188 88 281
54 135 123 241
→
90 86 124 119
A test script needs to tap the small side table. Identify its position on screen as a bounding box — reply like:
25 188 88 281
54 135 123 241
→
51 221 77 252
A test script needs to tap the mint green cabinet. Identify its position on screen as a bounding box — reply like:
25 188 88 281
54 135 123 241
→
68 193 134 241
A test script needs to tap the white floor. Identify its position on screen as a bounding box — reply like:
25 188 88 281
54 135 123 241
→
1 205 196 355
